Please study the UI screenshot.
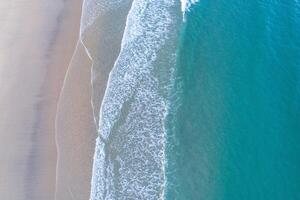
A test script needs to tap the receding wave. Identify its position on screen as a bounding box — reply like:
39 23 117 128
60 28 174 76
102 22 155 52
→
80 0 131 34
79 0 133 131
89 0 181 199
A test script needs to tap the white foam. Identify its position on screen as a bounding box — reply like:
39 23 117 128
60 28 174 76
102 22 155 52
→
180 0 199 20
89 0 181 199
180 0 199 12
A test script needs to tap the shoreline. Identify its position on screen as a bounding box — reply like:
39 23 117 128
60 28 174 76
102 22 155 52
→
40 0 83 198
81 0 133 130
55 1 134 198
55 3 131 200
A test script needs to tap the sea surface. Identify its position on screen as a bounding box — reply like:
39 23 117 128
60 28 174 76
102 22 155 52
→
167 0 300 199
83 0 300 199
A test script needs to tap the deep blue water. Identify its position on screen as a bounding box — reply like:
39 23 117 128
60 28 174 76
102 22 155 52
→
166 1 300 199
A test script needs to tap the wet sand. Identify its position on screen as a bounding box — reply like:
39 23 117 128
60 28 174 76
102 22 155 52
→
55 41 96 200
0 0 82 199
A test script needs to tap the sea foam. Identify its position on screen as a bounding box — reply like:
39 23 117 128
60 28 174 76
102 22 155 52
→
180 0 199 20
180 0 199 12
89 0 180 199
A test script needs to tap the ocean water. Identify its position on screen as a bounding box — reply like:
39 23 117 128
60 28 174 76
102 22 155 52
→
166 0 300 199
85 0 300 199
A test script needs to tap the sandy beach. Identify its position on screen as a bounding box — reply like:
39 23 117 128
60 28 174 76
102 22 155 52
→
0 0 82 199
1 0 135 199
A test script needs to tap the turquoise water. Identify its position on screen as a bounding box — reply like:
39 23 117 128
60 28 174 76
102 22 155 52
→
167 1 300 199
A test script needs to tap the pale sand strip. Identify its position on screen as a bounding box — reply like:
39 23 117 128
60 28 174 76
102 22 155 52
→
39 0 83 199
0 0 82 199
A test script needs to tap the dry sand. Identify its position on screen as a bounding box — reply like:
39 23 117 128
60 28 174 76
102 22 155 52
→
0 0 82 199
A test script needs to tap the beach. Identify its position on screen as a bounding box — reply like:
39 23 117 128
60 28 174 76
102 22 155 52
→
0 0 82 199
2 0 300 199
